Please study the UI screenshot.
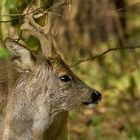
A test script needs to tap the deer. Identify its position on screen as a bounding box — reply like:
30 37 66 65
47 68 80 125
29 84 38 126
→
0 9 102 140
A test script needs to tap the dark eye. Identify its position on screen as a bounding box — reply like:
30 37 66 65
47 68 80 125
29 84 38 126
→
60 75 71 82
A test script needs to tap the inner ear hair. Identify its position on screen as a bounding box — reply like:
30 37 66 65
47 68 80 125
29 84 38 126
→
4 37 36 71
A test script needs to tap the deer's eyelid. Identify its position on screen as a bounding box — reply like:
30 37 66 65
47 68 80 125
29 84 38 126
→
59 75 72 82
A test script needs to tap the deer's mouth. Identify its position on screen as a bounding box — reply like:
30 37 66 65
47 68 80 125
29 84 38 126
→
83 101 98 105
83 101 99 108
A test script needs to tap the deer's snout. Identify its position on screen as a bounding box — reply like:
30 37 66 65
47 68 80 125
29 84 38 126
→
91 91 102 104
83 90 102 107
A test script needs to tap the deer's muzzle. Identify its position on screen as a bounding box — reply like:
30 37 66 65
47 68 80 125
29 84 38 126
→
83 90 102 107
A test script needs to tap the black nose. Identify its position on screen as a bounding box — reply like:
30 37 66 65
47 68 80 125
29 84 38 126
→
91 91 102 103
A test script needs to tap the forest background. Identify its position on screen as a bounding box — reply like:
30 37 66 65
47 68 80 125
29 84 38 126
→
0 0 140 140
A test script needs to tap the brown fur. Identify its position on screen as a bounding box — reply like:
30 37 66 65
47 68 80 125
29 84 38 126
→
0 6 102 139
0 31 102 140
0 52 101 140
0 59 68 140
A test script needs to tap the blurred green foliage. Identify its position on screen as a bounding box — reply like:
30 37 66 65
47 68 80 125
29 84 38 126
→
26 35 41 51
5 0 16 9
0 48 10 58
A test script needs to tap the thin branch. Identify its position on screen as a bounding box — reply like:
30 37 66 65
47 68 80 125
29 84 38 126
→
0 13 24 16
71 45 140 67
0 0 47 23
0 0 66 23
0 7 41 23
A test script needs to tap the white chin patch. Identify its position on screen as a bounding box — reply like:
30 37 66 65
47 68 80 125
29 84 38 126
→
85 103 97 108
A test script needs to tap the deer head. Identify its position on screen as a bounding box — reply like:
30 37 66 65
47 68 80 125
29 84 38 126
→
3 10 102 139
4 37 101 117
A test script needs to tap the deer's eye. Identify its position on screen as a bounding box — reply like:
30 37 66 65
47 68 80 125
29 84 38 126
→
60 75 71 82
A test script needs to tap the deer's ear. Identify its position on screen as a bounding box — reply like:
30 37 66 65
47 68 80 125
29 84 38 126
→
4 38 35 71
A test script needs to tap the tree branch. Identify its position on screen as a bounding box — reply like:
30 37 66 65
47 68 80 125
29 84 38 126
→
0 0 66 23
71 45 140 67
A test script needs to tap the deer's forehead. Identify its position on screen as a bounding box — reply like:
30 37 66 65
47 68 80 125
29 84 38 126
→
36 56 72 76
50 58 72 75
53 68 72 76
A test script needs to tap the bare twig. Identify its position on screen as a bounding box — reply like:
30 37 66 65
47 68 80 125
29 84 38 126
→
0 0 46 23
0 0 66 23
0 7 41 23
71 45 140 67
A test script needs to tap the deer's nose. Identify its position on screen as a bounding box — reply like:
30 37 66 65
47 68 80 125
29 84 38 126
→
91 91 102 103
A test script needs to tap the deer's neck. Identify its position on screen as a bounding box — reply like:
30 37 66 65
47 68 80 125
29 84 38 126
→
2 72 52 140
